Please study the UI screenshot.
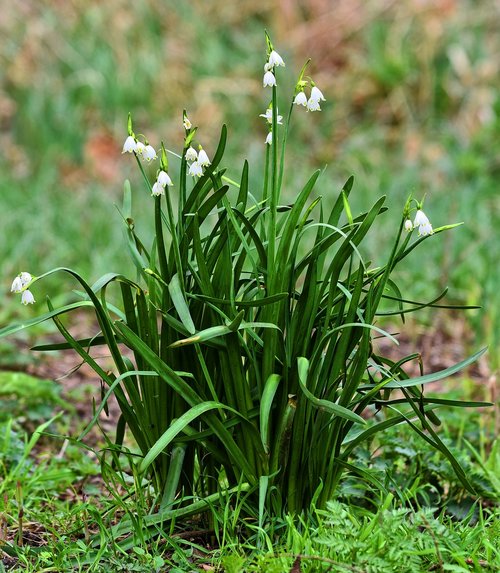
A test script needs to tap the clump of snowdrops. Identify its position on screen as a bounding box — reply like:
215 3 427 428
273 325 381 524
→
2 34 487 536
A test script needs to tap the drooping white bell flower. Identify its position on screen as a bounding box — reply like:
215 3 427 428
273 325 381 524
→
259 108 283 125
157 170 173 187
265 132 272 145
307 98 321 112
20 272 32 286
188 161 203 178
21 290 35 305
12 272 32 292
135 141 145 155
404 219 413 232
122 136 137 154
183 117 192 130
151 181 165 196
143 144 157 162
414 209 433 236
268 50 285 67
263 71 277 87
11 276 23 293
293 92 308 107
185 147 198 162
197 148 211 167
310 86 326 103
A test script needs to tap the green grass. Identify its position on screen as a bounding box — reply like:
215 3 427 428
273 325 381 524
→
0 398 498 571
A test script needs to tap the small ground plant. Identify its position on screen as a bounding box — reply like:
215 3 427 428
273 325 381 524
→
1 34 489 540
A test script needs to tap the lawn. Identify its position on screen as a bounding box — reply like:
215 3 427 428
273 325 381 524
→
0 2 499 571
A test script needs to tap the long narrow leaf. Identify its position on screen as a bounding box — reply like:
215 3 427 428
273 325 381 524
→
360 347 487 390
297 357 365 424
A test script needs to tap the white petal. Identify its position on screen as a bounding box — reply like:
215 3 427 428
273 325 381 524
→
188 161 203 177
143 145 157 161
185 147 198 162
151 181 165 196
21 290 35 305
122 136 137 153
260 108 282 124
11 277 23 293
135 141 145 155
157 171 173 187
20 272 32 286
417 221 433 236
263 71 276 87
183 118 192 130
293 92 308 106
310 86 325 102
404 219 413 232
414 209 430 227
307 98 321 112
198 149 211 166
265 132 272 145
268 50 285 67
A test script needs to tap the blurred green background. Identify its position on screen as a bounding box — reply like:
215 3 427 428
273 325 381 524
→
1 0 498 370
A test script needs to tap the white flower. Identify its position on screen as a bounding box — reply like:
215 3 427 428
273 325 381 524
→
197 149 211 167
307 98 321 112
142 145 157 162
264 62 273 72
151 181 165 196
414 209 433 236
265 132 272 145
11 276 23 293
185 147 198 162
183 117 192 130
418 221 433 236
310 86 325 103
404 219 413 232
263 71 276 87
268 50 285 67
122 136 137 154
135 141 145 155
20 272 32 286
21 290 35 305
11 272 32 293
188 161 203 178
157 170 173 187
293 92 308 106
259 108 283 124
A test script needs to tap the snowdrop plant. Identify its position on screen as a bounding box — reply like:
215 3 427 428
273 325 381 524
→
2 33 488 538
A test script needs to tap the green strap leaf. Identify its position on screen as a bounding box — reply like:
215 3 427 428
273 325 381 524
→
260 374 281 453
0 301 95 339
168 273 196 334
360 347 487 390
297 357 366 424
113 321 256 480
169 318 280 349
138 401 230 474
